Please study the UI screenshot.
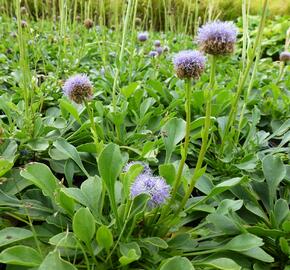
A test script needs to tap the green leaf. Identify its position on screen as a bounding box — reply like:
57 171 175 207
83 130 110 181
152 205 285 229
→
262 155 286 202
159 163 176 185
119 242 141 266
20 163 59 200
161 118 186 163
223 233 263 252
96 225 113 250
27 138 49 151
0 246 42 267
160 256 194 270
240 247 274 262
39 250 77 270
142 237 168 249
58 190 75 215
208 177 244 198
49 232 78 248
64 159 75 187
53 138 89 177
121 82 139 98
59 99 81 124
81 176 103 219
274 199 289 227
129 194 150 220
73 207 95 244
0 227 33 247
98 143 124 191
122 163 144 198
196 258 241 270
206 213 240 234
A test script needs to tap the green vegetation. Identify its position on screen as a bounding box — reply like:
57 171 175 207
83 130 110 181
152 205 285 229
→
0 0 289 269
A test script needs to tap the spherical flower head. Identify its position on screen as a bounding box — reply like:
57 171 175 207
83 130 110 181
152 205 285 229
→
197 20 237 55
123 161 152 175
279 51 290 62
154 40 161 47
173 50 206 79
138 32 149 42
156 47 163 55
84 19 93 29
148 50 158 58
63 74 93 104
21 20 28 28
130 174 170 208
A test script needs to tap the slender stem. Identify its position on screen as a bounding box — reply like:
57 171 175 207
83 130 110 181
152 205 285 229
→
193 0 199 36
105 200 133 263
220 0 269 154
175 55 216 216
84 100 100 155
161 79 192 218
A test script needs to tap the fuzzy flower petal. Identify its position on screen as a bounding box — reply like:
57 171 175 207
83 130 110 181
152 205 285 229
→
173 50 206 79
63 74 93 104
197 20 237 55
148 50 158 57
138 32 149 42
130 174 170 208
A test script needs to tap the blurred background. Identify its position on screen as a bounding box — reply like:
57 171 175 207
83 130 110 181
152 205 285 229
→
0 0 289 33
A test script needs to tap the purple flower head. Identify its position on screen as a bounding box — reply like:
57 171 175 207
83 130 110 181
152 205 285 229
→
148 50 158 58
63 74 93 104
123 161 152 175
280 51 290 62
197 20 237 55
138 32 149 42
173 50 206 79
156 47 163 55
154 40 161 47
130 174 170 208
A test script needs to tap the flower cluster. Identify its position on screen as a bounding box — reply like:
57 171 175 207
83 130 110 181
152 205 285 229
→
197 21 237 55
126 162 170 208
173 50 206 79
63 74 93 104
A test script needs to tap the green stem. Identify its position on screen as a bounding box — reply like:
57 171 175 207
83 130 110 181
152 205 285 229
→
84 100 100 155
220 0 269 154
175 55 216 217
105 200 133 263
161 79 192 218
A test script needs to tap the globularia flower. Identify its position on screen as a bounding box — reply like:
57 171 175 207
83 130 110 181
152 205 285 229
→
173 50 206 79
130 174 170 208
154 40 161 47
63 74 93 104
123 161 151 175
84 19 93 29
279 51 290 62
149 50 158 58
156 47 163 55
138 32 148 42
197 21 237 55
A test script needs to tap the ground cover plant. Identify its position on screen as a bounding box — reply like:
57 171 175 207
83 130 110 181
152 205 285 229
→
0 0 289 269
